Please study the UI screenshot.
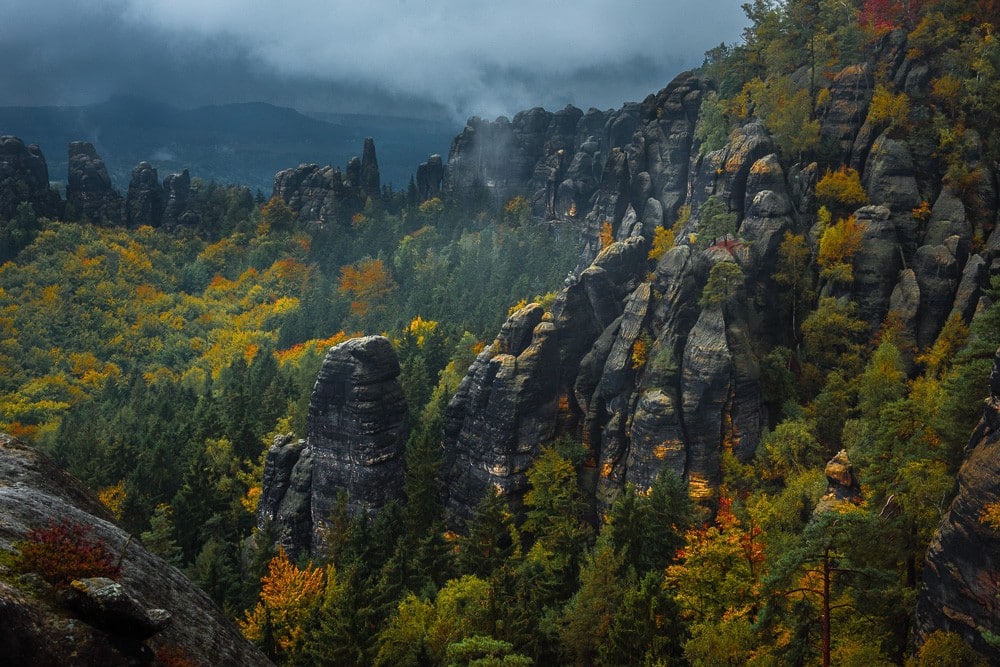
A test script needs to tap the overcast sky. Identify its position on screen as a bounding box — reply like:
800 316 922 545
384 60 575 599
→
2 0 747 121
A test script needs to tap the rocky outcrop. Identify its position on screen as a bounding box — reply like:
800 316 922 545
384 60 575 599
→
815 449 862 512
443 73 708 223
0 135 63 220
0 433 268 666
161 169 199 228
416 154 444 200
272 140 379 225
125 161 165 228
258 336 408 558
915 348 1000 663
256 434 312 560
863 133 920 214
852 205 903 328
821 64 873 164
360 136 381 199
66 142 124 224
308 336 408 545
444 304 561 526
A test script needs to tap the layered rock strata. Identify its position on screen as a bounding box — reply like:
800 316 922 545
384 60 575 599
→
257 335 408 559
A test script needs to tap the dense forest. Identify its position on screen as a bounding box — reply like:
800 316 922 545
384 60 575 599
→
2 0 1000 665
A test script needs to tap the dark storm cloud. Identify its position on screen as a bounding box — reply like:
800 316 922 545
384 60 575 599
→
1 0 747 118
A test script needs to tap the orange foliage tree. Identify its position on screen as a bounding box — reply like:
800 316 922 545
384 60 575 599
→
337 258 398 318
240 548 326 661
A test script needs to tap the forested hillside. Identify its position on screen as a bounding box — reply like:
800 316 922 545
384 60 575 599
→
1 1 999 665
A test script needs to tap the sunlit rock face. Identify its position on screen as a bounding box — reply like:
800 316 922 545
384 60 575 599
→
915 348 1000 663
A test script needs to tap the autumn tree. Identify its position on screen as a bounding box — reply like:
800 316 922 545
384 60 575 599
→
259 196 297 233
337 258 398 318
815 167 868 220
817 215 866 285
773 231 814 339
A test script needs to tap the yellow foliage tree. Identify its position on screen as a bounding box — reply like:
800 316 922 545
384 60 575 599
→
866 85 910 133
97 480 127 521
599 221 614 250
815 167 868 218
647 225 676 261
817 215 866 284
240 548 326 661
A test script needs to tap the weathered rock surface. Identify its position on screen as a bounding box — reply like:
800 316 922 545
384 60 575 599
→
815 449 862 512
416 154 445 200
863 133 920 214
308 336 408 547
66 141 123 224
443 73 708 224
63 577 171 641
160 169 197 228
0 135 63 220
256 434 312 560
0 433 269 666
125 161 165 228
272 139 379 225
443 303 560 526
913 243 961 349
915 348 1000 663
852 205 903 328
259 336 408 558
821 64 873 164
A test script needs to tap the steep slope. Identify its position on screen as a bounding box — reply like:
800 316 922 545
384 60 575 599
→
0 434 269 666
914 347 1000 662
437 33 999 525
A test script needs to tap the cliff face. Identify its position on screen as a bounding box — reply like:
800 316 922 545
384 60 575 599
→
914 348 1000 662
257 335 408 560
439 54 999 526
443 73 711 228
0 434 269 667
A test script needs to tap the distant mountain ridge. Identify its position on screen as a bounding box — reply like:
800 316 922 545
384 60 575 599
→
0 96 458 193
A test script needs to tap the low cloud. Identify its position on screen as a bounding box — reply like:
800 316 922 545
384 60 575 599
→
2 0 747 119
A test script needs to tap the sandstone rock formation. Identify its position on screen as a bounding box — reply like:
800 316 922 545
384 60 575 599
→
0 135 63 220
66 141 124 224
915 348 1000 663
161 169 197 228
416 154 445 200
125 161 165 228
272 139 380 225
0 433 269 666
443 74 708 224
257 335 408 559
437 60 997 530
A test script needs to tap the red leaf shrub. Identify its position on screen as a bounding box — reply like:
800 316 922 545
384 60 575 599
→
13 520 121 588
